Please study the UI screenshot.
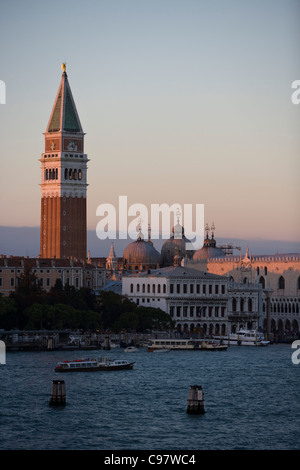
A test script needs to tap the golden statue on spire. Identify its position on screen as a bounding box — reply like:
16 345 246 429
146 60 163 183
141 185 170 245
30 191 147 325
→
61 62 67 73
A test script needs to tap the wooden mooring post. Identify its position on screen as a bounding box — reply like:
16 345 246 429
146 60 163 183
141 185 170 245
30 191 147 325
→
187 385 205 414
103 336 111 350
49 379 66 406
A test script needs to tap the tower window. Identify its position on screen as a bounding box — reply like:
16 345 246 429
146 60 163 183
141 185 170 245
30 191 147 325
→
78 169 82 180
65 168 68 179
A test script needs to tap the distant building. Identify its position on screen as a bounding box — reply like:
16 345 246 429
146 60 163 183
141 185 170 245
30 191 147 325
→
0 256 105 296
122 265 261 336
189 247 300 337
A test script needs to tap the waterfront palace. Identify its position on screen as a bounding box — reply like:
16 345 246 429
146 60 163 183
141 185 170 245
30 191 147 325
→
1 65 299 340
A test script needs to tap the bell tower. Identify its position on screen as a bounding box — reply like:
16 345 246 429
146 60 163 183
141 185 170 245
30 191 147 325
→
40 64 88 260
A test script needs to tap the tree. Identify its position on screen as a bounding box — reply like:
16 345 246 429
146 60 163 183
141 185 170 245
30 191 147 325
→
0 295 18 330
113 311 139 331
11 265 45 324
136 306 175 331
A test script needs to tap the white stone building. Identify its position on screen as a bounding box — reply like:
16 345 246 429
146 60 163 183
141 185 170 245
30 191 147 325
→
122 265 261 336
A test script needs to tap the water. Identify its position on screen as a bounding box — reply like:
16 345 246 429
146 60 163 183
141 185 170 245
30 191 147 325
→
0 344 299 450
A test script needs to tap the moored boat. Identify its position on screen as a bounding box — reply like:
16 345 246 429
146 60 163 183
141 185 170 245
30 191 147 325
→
147 338 227 352
124 346 138 352
55 357 135 372
214 329 270 346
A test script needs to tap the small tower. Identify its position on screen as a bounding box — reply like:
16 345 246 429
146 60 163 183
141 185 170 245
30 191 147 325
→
106 242 117 271
39 64 88 260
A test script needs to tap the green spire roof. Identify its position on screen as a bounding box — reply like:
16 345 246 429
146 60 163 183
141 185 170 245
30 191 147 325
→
46 70 83 133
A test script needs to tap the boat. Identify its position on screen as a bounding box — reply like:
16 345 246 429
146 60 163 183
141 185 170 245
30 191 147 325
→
55 357 135 372
151 347 170 353
124 346 138 352
215 329 270 346
147 338 227 352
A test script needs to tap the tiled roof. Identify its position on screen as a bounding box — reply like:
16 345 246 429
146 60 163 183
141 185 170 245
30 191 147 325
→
126 265 226 280
46 71 83 134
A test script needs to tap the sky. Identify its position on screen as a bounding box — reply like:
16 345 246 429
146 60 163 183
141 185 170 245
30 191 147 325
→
0 0 299 255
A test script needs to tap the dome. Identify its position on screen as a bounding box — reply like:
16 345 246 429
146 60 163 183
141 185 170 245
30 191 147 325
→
123 238 160 270
193 235 226 261
160 224 194 267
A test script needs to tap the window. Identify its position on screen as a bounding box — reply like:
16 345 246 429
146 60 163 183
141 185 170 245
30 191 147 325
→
221 285 225 294
197 284 200 294
177 284 180 294
264 266 268 275
183 284 187 294
163 284 166 293
215 285 219 294
158 284 161 293
130 283 133 293
259 276 265 288
248 298 252 312
142 284 145 293
170 284 174 294
176 306 181 317
152 284 155 293
203 284 206 294
209 284 212 294
278 276 285 289
137 284 140 292
190 284 194 294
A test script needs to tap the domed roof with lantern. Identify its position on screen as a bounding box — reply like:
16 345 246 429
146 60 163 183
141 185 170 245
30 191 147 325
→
193 223 226 261
160 211 194 267
123 223 160 271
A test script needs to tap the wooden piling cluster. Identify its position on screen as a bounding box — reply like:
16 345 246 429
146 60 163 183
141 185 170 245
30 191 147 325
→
49 379 66 406
187 385 205 414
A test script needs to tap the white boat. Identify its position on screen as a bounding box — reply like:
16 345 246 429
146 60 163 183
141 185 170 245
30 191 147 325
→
124 346 138 352
215 329 270 346
55 357 135 372
147 338 227 352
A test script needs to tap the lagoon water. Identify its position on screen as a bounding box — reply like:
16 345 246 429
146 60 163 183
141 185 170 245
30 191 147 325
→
0 344 299 450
